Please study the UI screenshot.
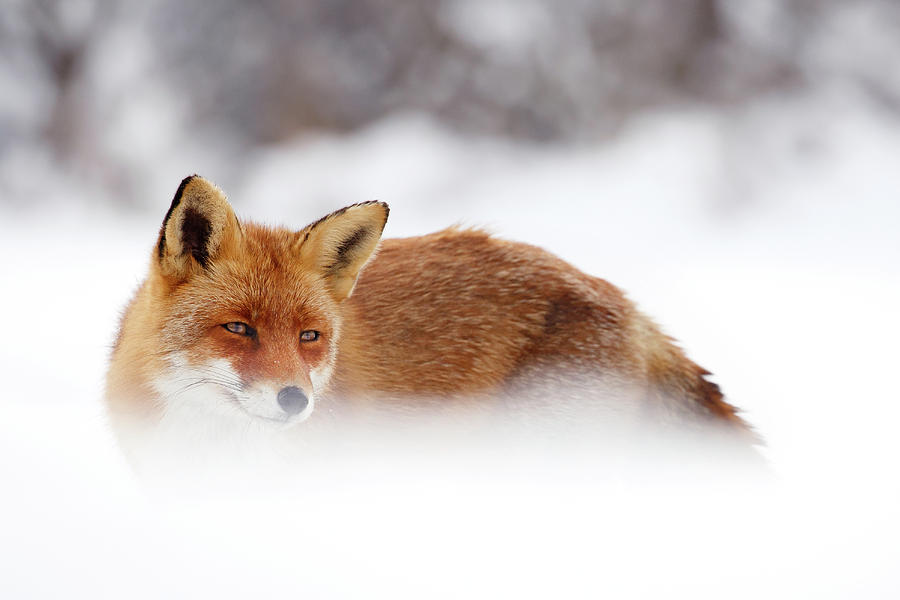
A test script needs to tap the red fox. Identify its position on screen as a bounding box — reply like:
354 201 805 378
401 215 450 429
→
106 175 755 461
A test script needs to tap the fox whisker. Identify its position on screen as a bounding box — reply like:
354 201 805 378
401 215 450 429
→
165 376 244 402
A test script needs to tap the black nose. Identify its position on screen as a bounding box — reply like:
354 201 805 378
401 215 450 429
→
277 386 309 415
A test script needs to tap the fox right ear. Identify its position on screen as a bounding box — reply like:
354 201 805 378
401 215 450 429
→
156 175 240 280
298 201 389 301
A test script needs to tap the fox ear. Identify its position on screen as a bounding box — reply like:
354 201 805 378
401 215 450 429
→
299 201 389 300
156 175 240 280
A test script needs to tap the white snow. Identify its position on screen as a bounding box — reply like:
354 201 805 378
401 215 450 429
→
1 90 899 598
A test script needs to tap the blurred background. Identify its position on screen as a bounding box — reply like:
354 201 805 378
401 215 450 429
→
2 1 900 598
4 0 900 213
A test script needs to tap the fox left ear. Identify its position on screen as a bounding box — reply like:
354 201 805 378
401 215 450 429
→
156 175 241 281
298 201 389 301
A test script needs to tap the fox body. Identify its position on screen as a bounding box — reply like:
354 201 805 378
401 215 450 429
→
106 176 753 461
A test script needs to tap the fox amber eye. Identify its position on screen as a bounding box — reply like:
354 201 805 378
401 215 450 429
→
300 330 320 343
223 322 252 336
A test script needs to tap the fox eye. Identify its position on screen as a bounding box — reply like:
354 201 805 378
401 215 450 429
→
223 322 253 336
300 330 320 342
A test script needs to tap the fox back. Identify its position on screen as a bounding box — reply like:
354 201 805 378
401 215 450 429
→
106 176 756 464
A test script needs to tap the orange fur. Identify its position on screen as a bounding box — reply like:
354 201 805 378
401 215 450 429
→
106 176 754 450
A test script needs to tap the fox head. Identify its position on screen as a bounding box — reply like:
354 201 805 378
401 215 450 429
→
144 175 388 427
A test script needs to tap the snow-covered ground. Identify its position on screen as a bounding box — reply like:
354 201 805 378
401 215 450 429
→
1 91 899 598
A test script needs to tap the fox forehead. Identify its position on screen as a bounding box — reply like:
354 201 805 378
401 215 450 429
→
166 223 336 329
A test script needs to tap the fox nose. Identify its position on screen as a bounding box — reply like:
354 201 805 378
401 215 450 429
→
276 386 309 416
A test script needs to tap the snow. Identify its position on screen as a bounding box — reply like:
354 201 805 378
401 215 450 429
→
1 90 899 598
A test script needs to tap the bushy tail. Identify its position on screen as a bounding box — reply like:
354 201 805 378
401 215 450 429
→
636 318 757 442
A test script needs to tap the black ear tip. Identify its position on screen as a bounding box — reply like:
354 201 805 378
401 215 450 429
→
171 174 201 208
371 200 389 230
175 174 202 199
